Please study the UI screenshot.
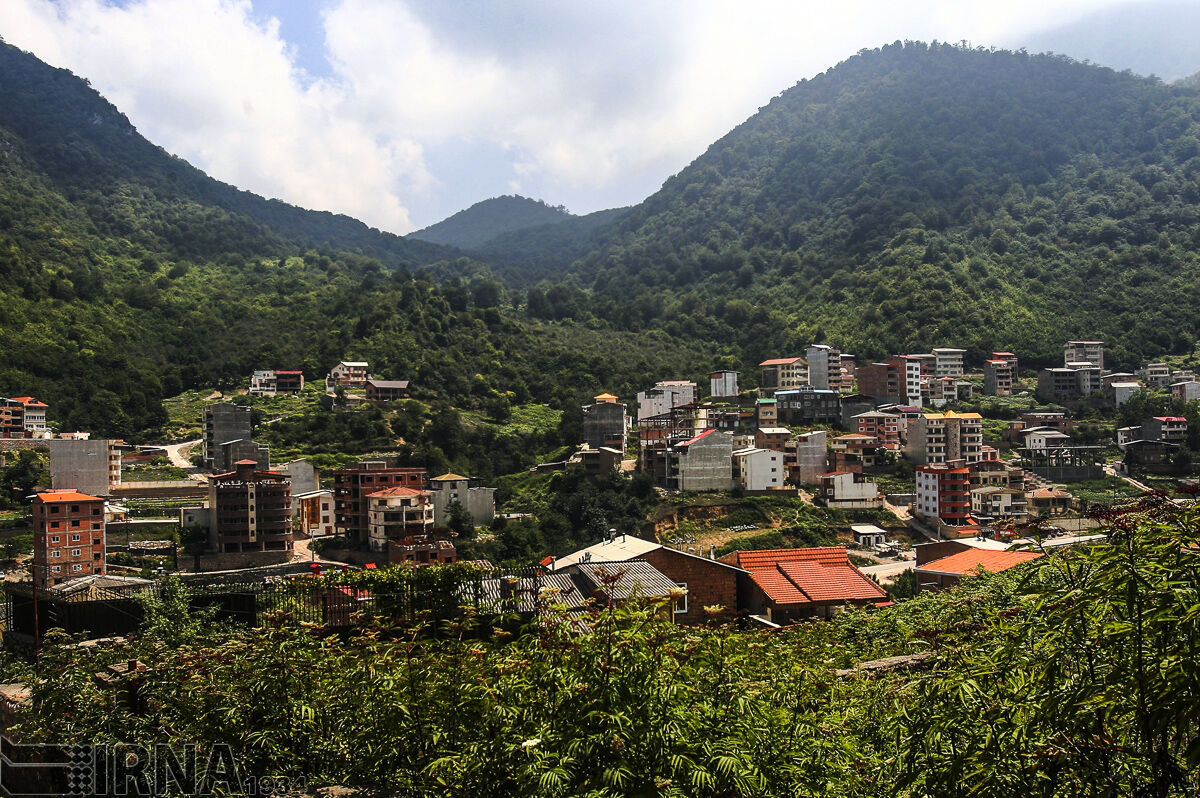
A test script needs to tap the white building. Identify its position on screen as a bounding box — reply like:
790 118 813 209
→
931 348 966 378
1171 381 1200 402
1021 428 1072 451
732 447 784 491
637 380 697 420
817 472 882 509
1064 341 1104 370
428 473 496 526
709 371 739 401
1110 382 1142 409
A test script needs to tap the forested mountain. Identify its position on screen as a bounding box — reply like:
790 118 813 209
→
0 41 714 439
510 42 1200 371
472 206 629 284
409 195 571 249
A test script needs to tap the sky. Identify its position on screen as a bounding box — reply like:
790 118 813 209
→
2 0 1198 234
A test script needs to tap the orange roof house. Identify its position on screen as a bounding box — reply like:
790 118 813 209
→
916 549 1043 592
721 547 889 623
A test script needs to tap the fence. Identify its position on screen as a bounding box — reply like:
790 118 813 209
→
3 566 547 644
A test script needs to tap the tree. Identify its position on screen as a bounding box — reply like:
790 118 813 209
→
447 500 475 539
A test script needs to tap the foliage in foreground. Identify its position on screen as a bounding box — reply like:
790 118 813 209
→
11 495 1200 796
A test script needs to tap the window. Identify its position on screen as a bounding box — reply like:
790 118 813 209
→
69 505 79 513
71 549 81 557
51 565 61 573
92 508 101 516
71 534 80 542
49 505 60 513
92 523 101 530
72 564 82 572
50 535 60 543
50 550 61 558
50 522 60 530
673 583 688 615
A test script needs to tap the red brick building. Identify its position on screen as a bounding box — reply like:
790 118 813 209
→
208 460 293 554
333 460 427 547
32 490 106 588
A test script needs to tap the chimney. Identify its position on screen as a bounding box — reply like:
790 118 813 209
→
709 544 715 560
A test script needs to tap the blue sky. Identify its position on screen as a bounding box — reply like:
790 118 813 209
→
3 0 1198 233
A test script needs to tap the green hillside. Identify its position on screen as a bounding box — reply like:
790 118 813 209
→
507 42 1200 371
409 194 572 249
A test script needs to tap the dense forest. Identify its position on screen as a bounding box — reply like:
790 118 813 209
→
409 195 572 250
5 40 1200 440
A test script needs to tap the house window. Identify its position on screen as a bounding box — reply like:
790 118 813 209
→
72 564 82 572
50 535 60 543
71 534 80 542
50 522 60 530
50 550 61 558
673 583 688 615
51 565 61 573
70 505 79 513
71 549 82 557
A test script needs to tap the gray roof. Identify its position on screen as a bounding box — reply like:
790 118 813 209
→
570 560 680 600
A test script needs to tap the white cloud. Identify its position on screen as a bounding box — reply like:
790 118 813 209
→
0 0 1154 232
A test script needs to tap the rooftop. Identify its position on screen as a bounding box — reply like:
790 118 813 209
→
552 535 662 569
367 487 433 499
759 357 806 366
35 490 102 503
757 427 791 435
431 473 469 482
918 549 1043 577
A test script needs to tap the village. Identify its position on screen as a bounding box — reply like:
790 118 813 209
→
0 338 1197 639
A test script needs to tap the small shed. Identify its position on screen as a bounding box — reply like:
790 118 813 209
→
851 524 887 548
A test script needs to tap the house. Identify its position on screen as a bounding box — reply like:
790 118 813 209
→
992 351 1019 373
428 473 496 526
754 427 791 452
983 360 1015 396
1123 439 1183 473
332 460 428 548
207 461 293 554
1037 366 1102 401
9 397 48 434
550 535 746 624
1140 362 1172 388
829 434 884 473
851 524 887 547
388 537 456 566
295 489 335 537
1171 381 1200 402
732 447 784 491
968 459 1025 489
709 371 739 401
1020 427 1072 452
774 386 840 425
667 429 733 492
917 548 1042 591
1020 412 1073 435
1063 340 1104 370
1028 487 1074 516
759 357 808 395
574 445 624 476
851 410 900 450
365 380 411 402
969 485 1028 520
32 490 106 589
789 430 828 485
366 486 435 555
1142 417 1188 445
904 411 984 465
837 354 858 393
816 472 882 509
1117 426 1141 451
212 439 270 474
636 381 697 420
755 397 778 426
719 547 889 623
326 361 369 390
931 348 966 378
1110 382 1142 408
914 464 972 526
582 394 628 450
249 369 305 395
805 345 842 390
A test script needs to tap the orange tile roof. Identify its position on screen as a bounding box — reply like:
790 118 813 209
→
722 546 849 569
10 397 48 408
759 357 805 366
749 568 811 605
778 561 887 603
919 549 1043 577
35 490 102 503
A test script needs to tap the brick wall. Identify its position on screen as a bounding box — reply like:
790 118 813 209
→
638 548 738 623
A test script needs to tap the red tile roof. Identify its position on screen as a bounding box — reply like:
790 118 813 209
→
778 561 886 602
1154 417 1186 423
10 397 48 408
722 546 850 569
749 568 810 605
367 487 432 498
919 549 1043 577
759 357 805 366
35 490 102 503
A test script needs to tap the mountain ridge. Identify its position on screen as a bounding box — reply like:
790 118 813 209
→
408 194 573 250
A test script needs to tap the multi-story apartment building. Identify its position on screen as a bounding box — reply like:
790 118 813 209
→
732 447 784 491
817 471 882 509
838 355 857 393
365 486 435 554
48 439 122 496
665 429 734 492
789 430 828 486
326 360 369 390
756 397 778 426
582 394 628 450
914 465 971 525
0 398 25 436
851 410 901 450
636 380 697 420
708 371 739 401
203 403 253 469
931 348 966 378
1063 341 1104 370
10 397 48 434
774 387 840 425
333 460 428 548
754 427 792 452
904 411 984 466
857 356 923 406
208 460 293 554
1142 417 1188 446
970 486 1028 520
758 357 808 395
1172 381 1200 402
1037 366 1102 401
428 473 496 526
295 489 335 537
1140 362 1172 388
992 351 1018 373
805 345 842 391
983 359 1014 396
32 489 106 588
